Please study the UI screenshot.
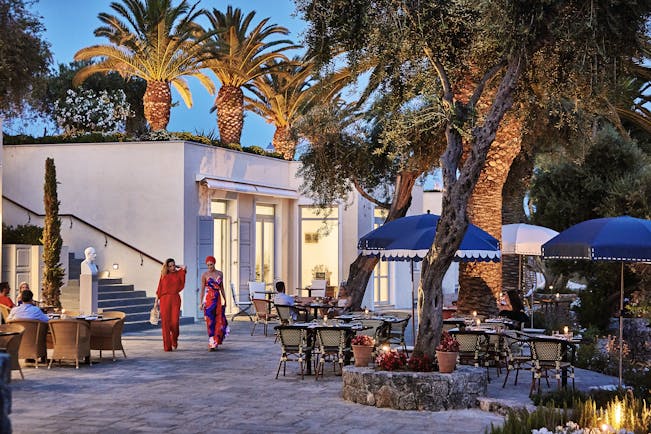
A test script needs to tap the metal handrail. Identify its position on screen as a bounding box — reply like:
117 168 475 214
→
3 195 163 265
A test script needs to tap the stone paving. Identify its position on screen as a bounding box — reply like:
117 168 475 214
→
8 319 619 434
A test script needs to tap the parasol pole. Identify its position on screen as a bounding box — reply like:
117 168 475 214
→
411 260 416 346
619 261 624 389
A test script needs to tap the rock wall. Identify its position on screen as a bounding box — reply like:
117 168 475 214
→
342 365 487 411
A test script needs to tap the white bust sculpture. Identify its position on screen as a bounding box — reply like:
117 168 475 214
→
80 246 98 276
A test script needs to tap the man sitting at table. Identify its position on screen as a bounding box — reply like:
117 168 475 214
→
8 289 49 322
273 281 298 320
0 282 15 309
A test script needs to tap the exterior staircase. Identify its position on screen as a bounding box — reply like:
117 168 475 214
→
63 254 194 332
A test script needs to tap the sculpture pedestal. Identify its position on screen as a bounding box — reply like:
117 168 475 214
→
79 274 98 314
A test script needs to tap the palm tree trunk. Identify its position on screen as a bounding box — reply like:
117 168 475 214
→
501 150 534 292
347 171 420 311
143 80 171 131
273 125 296 159
216 85 244 145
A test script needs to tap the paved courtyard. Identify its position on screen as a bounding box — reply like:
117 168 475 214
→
9 319 618 434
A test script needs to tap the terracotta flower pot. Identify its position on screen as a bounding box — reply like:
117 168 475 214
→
436 351 458 373
352 344 374 367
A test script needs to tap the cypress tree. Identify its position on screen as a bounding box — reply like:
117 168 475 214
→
42 158 64 308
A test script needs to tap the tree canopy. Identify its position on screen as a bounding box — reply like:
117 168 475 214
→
0 0 51 118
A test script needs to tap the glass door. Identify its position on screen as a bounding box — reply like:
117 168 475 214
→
255 204 275 283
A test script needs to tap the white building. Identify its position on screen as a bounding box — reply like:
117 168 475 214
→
2 140 457 318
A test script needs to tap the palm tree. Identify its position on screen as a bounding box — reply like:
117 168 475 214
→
246 56 351 159
204 6 297 145
73 0 215 130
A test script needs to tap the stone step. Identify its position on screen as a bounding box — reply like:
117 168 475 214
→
98 290 147 301
98 278 123 285
101 304 156 315
99 297 156 308
476 397 536 416
98 284 134 293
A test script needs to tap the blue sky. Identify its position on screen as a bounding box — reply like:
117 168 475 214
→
29 0 307 147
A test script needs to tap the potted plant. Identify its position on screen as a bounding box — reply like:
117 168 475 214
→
351 335 375 367
435 331 460 373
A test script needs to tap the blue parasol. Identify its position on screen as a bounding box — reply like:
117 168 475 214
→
542 215 651 387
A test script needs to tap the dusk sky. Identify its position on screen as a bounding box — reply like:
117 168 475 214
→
29 0 308 147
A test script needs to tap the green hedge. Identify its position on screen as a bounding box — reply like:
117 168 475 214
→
2 224 43 245
3 132 286 160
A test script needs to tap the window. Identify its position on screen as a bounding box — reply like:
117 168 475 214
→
300 207 339 287
255 204 275 283
211 201 230 286
373 208 390 305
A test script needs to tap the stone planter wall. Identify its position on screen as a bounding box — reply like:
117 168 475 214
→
342 365 487 411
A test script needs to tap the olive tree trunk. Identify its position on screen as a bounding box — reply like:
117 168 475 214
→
347 171 420 310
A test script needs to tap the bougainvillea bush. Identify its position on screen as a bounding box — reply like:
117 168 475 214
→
351 335 375 346
376 349 407 371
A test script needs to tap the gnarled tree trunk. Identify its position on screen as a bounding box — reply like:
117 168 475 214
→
143 80 171 131
347 171 420 310
216 85 244 145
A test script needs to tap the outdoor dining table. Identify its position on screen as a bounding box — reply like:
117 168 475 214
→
282 322 367 375
296 302 333 319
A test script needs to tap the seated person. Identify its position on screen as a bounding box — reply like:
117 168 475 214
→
0 282 15 309
16 281 29 306
498 289 529 328
273 281 299 320
8 289 49 322
329 286 352 316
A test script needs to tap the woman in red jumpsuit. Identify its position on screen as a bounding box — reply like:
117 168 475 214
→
156 258 186 351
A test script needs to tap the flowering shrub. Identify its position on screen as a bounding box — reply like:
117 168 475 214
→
436 331 460 352
351 335 375 346
407 353 434 372
54 88 132 136
375 349 407 371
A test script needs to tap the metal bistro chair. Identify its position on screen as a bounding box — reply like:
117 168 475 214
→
275 305 294 325
230 283 253 321
358 319 389 347
275 326 310 380
314 327 349 380
381 311 411 353
251 298 279 337
529 338 575 395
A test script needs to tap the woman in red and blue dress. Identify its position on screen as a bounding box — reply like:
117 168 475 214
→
199 256 228 351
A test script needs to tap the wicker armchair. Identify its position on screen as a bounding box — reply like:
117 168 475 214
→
0 323 25 379
274 326 310 379
48 319 91 369
8 319 47 368
357 319 388 346
0 305 10 324
314 327 349 380
90 312 127 361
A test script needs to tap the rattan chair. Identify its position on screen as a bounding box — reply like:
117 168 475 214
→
501 334 532 388
251 299 279 336
8 319 47 368
274 304 294 325
450 330 490 378
274 326 310 379
314 327 349 380
90 312 127 361
0 323 25 379
48 319 91 369
529 338 575 395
